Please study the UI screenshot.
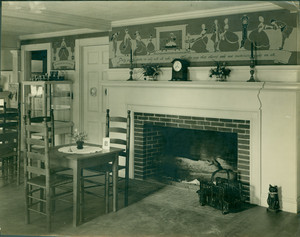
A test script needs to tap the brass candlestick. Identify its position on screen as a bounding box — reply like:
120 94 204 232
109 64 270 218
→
247 42 257 82
127 49 134 81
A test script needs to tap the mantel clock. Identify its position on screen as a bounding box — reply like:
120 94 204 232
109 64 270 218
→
171 59 189 81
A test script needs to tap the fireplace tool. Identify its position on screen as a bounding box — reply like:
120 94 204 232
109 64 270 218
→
196 169 244 214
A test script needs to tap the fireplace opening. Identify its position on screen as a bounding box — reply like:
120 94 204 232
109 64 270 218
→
134 112 250 201
152 126 238 183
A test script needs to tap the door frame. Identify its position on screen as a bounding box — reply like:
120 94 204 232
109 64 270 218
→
21 43 52 83
74 37 109 131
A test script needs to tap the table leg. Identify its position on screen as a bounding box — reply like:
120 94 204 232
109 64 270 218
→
80 168 84 223
112 153 118 212
73 164 80 227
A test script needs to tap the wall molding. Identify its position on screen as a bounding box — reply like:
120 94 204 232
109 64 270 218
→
107 65 300 83
102 80 300 91
112 2 281 27
19 29 103 41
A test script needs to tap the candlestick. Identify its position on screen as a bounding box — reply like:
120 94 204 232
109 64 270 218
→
130 49 133 62
247 42 256 82
127 48 134 81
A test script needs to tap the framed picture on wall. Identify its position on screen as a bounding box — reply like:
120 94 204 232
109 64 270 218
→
155 25 187 52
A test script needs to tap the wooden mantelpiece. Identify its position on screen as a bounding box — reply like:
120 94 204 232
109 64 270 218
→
101 79 300 213
101 81 300 91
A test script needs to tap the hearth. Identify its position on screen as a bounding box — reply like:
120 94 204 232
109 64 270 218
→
134 112 251 201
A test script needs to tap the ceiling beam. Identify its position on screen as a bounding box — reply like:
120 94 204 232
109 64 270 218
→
2 8 111 31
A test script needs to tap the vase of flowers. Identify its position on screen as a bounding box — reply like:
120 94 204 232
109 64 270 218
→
141 64 161 81
73 129 87 149
209 62 231 81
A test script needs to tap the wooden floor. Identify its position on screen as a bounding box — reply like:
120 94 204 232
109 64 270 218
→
0 176 299 237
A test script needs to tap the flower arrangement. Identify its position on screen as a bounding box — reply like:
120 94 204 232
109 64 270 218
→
209 62 231 81
141 64 161 80
73 129 88 142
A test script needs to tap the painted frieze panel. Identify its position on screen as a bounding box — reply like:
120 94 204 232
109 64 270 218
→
52 37 75 70
109 9 298 68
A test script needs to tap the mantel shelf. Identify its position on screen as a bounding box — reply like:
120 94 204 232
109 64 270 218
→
101 80 300 91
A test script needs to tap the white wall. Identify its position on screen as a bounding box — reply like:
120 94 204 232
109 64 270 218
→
1 34 19 71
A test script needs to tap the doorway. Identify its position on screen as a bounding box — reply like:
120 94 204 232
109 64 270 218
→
31 50 47 77
21 43 51 82
76 37 109 145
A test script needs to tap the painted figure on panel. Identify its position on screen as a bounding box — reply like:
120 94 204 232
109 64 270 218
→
111 32 119 57
119 29 132 55
191 24 208 53
219 18 239 52
211 19 221 52
58 38 69 61
165 33 177 48
247 16 271 50
109 9 297 68
147 35 155 54
270 19 293 50
134 31 147 56
240 15 249 49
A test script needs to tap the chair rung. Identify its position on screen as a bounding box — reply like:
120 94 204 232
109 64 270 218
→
29 187 44 195
53 190 73 199
83 179 105 186
28 200 44 208
28 195 46 202
84 184 105 189
28 207 47 216
84 190 105 198
83 173 105 178
56 185 73 192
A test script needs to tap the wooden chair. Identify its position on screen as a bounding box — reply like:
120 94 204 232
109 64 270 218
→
24 117 72 232
26 109 70 174
0 102 21 185
82 109 131 213
26 109 55 147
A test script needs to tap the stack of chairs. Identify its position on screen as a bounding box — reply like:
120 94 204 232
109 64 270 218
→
0 102 21 185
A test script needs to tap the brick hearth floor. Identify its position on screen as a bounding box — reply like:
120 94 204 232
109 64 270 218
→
0 176 299 237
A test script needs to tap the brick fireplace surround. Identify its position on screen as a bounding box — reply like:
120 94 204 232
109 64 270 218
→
102 80 300 213
134 112 251 201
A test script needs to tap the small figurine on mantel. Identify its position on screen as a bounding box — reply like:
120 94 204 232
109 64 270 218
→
267 184 280 212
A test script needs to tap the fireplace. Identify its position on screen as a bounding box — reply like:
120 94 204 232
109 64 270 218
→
103 80 300 213
134 112 251 201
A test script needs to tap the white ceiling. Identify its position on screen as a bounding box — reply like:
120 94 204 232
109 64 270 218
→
1 1 299 39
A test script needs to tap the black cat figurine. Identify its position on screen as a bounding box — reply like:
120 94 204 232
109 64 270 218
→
267 184 280 212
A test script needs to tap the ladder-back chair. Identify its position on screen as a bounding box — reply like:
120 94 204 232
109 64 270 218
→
24 117 72 232
26 109 70 174
82 109 131 214
27 109 55 146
